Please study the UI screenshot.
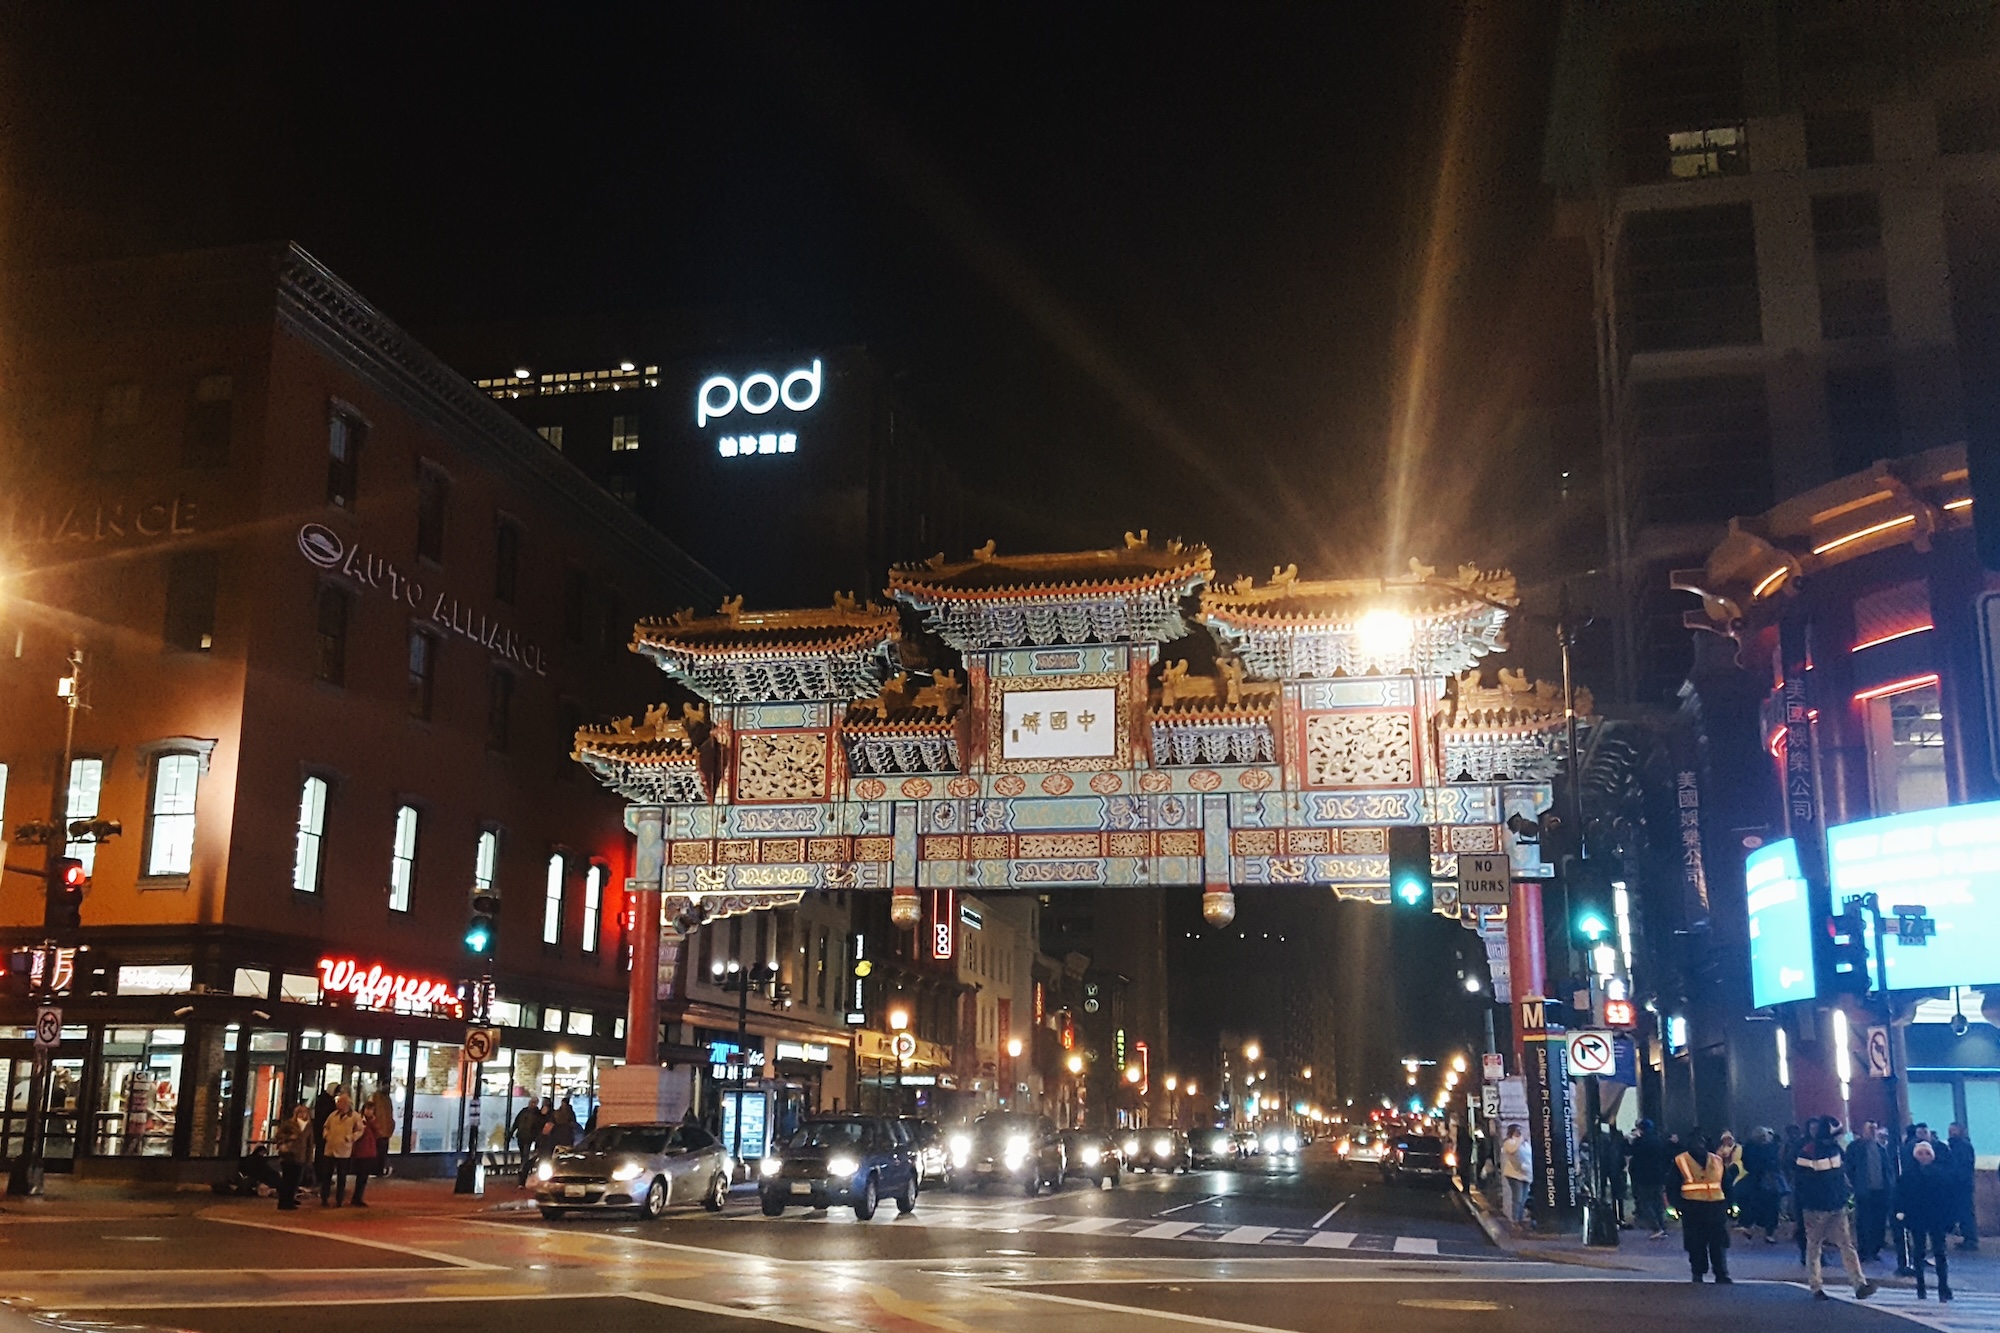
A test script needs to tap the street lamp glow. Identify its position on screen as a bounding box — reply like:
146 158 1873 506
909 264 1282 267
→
1006 1037 1023 1058
1185 1081 1197 1096
1451 1054 1467 1073
1164 1075 1178 1091
1243 1041 1261 1062
1066 1053 1084 1075
1301 1065 1312 1080
887 1007 909 1032
1357 607 1414 660
1125 1065 1143 1085
1464 975 1482 992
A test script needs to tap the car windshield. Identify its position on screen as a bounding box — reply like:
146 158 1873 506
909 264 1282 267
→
577 1127 670 1155
1400 1137 1445 1154
973 1115 1036 1140
791 1120 872 1149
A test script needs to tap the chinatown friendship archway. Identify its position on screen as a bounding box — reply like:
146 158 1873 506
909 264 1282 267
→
575 536 1586 1085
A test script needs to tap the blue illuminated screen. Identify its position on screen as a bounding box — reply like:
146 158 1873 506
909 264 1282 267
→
1745 838 1818 1009
1826 800 2000 992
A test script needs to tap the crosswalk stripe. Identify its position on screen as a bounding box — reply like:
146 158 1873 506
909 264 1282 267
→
1049 1217 1124 1234
1393 1236 1440 1255
1304 1231 1358 1250
1219 1226 1278 1245
1132 1221 1201 1240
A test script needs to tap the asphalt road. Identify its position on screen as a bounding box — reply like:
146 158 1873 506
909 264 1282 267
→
5 1146 1975 1332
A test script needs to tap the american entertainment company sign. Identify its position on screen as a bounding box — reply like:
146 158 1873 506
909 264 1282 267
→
297 523 549 675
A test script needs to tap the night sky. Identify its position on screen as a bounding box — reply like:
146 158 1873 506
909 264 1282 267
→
1 3 1569 1098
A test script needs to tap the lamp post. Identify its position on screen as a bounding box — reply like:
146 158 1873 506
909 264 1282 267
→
1005 1036 1023 1109
888 1006 910 1113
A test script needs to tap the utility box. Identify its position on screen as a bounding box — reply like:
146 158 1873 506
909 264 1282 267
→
599 1064 694 1125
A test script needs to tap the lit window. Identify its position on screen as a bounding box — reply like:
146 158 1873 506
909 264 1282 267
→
475 829 499 894
1864 681 1947 815
292 776 328 893
543 854 565 945
389 805 419 912
610 415 640 452
146 753 202 877
566 1011 594 1037
64 758 103 872
536 425 564 450
1667 125 1746 179
582 863 605 953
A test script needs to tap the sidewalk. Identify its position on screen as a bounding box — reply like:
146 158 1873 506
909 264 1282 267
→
1459 1177 2000 1290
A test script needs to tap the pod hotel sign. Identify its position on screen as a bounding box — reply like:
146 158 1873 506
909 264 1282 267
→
697 357 822 459
297 523 549 675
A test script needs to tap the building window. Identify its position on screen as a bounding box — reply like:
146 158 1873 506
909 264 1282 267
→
389 804 419 912
543 854 565 946
94 381 144 473
1804 108 1872 169
610 415 640 452
315 585 349 686
563 568 589 644
475 828 500 895
407 629 438 720
1864 680 1947 816
183 373 233 468
416 465 449 564
1615 42 1746 184
327 410 364 510
487 668 514 752
292 776 328 894
163 551 218 652
65 758 103 873
494 519 521 605
1814 193 1890 340
1938 100 2000 155
1632 374 1773 524
582 863 605 953
536 425 564 450
1826 364 1900 473
1618 203 1761 353
145 752 202 878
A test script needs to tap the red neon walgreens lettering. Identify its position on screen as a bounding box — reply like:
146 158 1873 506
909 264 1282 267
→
317 955 459 1014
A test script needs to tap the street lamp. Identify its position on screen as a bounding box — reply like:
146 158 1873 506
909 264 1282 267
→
1451 1054 1467 1074
1006 1037 1023 1058
1243 1041 1261 1063
1066 1053 1084 1075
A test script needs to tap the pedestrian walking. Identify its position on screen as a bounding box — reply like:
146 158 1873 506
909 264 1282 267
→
1946 1124 1979 1251
1847 1119 1891 1260
1715 1130 1742 1218
1499 1123 1532 1225
272 1103 313 1211
1796 1115 1878 1302
1674 1130 1732 1283
513 1097 549 1184
1456 1119 1477 1194
349 1085 394 1206
311 1082 340 1195
551 1096 579 1150
1629 1119 1670 1239
1898 1141 1956 1302
1738 1127 1784 1242
320 1091 364 1207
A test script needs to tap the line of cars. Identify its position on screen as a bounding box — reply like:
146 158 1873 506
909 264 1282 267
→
533 1110 1318 1223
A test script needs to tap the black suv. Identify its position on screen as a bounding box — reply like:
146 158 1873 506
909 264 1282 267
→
758 1114 919 1219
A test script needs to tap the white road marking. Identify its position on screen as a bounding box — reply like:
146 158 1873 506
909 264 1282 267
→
203 1214 501 1270
1156 1193 1225 1216
1003 1286 1306 1333
1131 1220 1202 1240
1219 1226 1278 1245
621 1290 856 1332
1048 1216 1124 1234
1304 1231 1358 1250
1311 1196 1352 1228
1393 1236 1441 1254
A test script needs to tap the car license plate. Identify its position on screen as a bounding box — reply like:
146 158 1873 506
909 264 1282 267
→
564 1184 587 1198
790 1183 813 1197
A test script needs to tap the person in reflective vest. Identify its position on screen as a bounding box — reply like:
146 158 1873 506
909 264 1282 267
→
1675 1130 1732 1283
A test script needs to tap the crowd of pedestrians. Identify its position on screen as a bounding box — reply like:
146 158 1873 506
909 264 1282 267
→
510 1094 587 1183
1498 1110 1984 1302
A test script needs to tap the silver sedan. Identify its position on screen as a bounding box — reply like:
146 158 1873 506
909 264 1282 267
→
536 1122 734 1220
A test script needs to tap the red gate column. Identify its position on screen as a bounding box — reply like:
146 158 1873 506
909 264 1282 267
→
1506 879 1547 1066
624 805 666 1066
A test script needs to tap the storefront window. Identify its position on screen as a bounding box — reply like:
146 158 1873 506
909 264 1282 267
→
96 1027 183 1155
1865 681 1947 815
239 1031 291 1147
407 1041 466 1152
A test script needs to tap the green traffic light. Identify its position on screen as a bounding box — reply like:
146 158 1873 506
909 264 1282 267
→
1395 876 1427 907
465 922 492 953
1577 912 1610 941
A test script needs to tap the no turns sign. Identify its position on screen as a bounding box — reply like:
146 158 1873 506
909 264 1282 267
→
1565 1029 1615 1078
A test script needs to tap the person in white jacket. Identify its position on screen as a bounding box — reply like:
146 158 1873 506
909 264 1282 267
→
1500 1124 1534 1225
319 1092 364 1207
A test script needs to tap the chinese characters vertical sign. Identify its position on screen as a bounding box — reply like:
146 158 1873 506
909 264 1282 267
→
1675 771 1710 927
1779 616 1824 885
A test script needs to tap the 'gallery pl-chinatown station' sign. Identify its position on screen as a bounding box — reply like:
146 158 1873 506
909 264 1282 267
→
297 523 549 676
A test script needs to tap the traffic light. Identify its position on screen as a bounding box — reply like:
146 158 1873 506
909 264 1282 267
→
1566 859 1614 946
44 856 86 932
1387 825 1433 909
1827 904 1872 993
465 890 498 955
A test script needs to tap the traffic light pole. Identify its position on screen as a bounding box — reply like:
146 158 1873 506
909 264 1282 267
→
10 648 84 1198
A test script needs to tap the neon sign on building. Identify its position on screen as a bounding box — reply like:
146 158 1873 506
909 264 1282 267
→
317 956 463 1018
697 358 822 458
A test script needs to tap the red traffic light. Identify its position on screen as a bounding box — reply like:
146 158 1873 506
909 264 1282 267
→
51 857 87 894
1604 998 1637 1028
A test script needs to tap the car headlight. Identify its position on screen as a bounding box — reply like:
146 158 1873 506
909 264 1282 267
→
611 1160 645 1182
1263 1134 1280 1152
536 1160 555 1182
949 1133 971 1167
1154 1137 1173 1157
1003 1134 1030 1167
1283 1136 1299 1153
1080 1145 1101 1165
827 1155 858 1177
1212 1135 1231 1153
1123 1138 1140 1156
760 1156 783 1177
